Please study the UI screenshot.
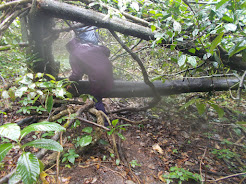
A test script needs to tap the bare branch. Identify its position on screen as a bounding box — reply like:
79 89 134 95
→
0 0 31 11
76 116 110 131
110 30 161 112
237 70 246 106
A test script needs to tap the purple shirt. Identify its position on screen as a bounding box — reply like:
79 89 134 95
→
66 38 113 96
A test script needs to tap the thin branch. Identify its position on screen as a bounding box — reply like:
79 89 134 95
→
237 70 246 106
76 117 110 131
0 7 30 38
110 30 161 112
200 148 207 183
0 0 31 11
0 74 6 86
76 0 151 27
206 172 246 182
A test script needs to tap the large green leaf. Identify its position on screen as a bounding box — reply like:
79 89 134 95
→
22 139 63 152
20 121 65 140
0 143 13 162
209 32 224 54
0 123 20 142
17 152 40 184
79 135 92 147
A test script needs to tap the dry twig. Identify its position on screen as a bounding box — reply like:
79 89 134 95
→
207 172 246 183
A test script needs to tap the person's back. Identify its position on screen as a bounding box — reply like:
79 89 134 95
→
66 28 113 97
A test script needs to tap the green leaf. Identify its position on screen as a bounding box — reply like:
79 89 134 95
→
196 102 206 115
216 0 229 9
82 127 93 134
22 139 63 152
46 95 53 113
187 56 197 67
209 103 224 118
117 133 125 140
209 32 224 54
188 48 196 54
17 152 40 184
236 121 246 125
20 121 65 140
2 90 9 99
173 20 181 33
79 135 92 147
68 155 75 164
35 73 44 78
116 159 120 165
179 98 197 111
149 10 156 14
224 23 237 32
0 143 13 162
178 55 186 67
228 40 246 57
151 25 156 32
54 87 66 98
112 119 119 127
151 75 163 82
45 74 56 80
9 172 22 184
15 87 28 98
0 123 20 142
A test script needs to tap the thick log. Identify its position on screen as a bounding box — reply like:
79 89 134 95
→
36 0 155 41
70 77 241 98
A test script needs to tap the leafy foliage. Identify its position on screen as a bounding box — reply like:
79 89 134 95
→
162 166 201 184
107 119 131 140
62 149 79 165
0 121 65 184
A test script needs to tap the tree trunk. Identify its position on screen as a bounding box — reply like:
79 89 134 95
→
69 77 241 98
36 0 155 40
27 1 60 77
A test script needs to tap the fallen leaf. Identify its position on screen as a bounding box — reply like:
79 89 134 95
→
158 171 166 182
152 143 164 155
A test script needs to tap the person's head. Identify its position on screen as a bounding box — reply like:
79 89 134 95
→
76 26 99 45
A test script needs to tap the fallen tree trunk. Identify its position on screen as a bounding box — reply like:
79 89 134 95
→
69 77 241 98
36 0 155 41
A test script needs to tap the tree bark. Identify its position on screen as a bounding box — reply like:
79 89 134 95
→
36 0 245 72
27 0 60 77
69 77 241 98
36 0 155 41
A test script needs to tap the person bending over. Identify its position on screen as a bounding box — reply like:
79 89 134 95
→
66 26 113 126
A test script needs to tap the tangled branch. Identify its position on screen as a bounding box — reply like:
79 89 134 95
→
110 30 161 112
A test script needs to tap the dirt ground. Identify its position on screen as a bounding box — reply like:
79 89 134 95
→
1 95 246 184
58 96 246 184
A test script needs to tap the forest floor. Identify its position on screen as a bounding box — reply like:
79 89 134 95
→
1 93 246 184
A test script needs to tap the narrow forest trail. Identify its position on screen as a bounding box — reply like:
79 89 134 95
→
57 97 246 184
